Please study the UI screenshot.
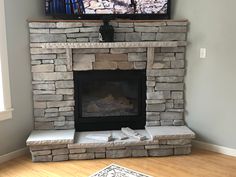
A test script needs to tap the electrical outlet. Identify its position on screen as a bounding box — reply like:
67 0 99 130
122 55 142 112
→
200 48 207 59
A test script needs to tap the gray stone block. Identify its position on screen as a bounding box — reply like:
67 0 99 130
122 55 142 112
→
174 147 191 155
60 111 74 117
33 84 55 90
173 120 185 126
148 148 173 157
69 153 95 160
148 69 185 77
146 121 161 127
59 107 74 112
128 53 146 62
152 61 171 69
145 145 160 150
95 153 106 159
147 104 165 112
114 33 125 42
69 149 86 154
30 34 66 43
161 47 185 53
118 23 134 27
53 155 69 162
145 126 195 140
80 27 99 33
45 108 58 113
171 60 185 69
73 54 95 62
52 148 69 155
106 150 131 158
30 48 66 55
146 112 160 121
56 22 82 28
67 32 98 38
167 139 191 146
160 120 174 126
87 148 106 153
32 64 54 73
114 27 134 33
30 29 50 34
34 95 63 101
31 55 56 60
55 81 74 89
29 22 56 28
31 61 41 65
32 155 52 162
125 33 142 42
55 65 67 72
33 72 73 81
42 60 54 64
155 83 184 91
132 150 148 157
172 92 184 99
156 77 184 83
134 62 146 69
166 21 188 26
159 26 187 33
30 144 67 151
31 150 51 156
161 112 183 120
134 22 166 27
156 33 186 41
45 112 59 118
135 27 158 32
33 90 55 95
147 91 171 100
56 89 74 95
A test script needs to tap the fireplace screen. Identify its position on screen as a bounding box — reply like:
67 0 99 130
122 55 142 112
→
81 80 139 117
74 70 146 131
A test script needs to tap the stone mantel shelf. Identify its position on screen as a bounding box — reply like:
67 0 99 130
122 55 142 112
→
41 41 187 49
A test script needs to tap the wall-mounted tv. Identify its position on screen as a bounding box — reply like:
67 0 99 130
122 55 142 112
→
45 0 171 20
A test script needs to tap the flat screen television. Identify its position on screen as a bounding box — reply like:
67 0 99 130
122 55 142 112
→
45 0 171 20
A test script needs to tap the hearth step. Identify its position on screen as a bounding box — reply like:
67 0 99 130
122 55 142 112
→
26 126 195 162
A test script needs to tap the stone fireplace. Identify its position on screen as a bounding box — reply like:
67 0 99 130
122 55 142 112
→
26 19 195 162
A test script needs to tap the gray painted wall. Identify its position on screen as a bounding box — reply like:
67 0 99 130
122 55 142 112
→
173 0 236 149
0 0 235 156
0 0 44 156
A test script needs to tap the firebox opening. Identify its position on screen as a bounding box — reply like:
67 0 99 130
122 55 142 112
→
74 70 146 132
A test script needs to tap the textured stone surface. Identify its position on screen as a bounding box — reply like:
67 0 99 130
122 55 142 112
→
32 155 52 162
174 146 191 155
53 155 69 162
148 148 173 157
26 130 75 145
146 126 195 140
106 150 131 158
69 153 95 160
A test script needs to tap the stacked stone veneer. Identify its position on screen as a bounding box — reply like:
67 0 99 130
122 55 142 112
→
29 20 188 130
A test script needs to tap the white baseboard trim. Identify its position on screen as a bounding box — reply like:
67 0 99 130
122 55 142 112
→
193 140 236 157
0 147 28 164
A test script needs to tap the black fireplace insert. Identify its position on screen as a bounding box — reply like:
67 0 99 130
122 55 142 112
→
74 70 146 131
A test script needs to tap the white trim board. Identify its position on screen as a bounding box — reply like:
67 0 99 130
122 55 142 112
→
0 148 28 164
193 140 236 157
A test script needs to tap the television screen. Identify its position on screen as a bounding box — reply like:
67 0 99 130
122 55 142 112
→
45 0 170 19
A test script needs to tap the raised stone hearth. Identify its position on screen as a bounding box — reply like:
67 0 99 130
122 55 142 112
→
27 19 194 162
27 126 195 162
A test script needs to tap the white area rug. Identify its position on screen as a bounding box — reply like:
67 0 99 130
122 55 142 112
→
90 164 153 177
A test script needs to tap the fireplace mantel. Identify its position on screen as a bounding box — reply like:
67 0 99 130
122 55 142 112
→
41 41 187 49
